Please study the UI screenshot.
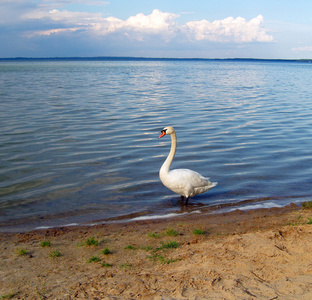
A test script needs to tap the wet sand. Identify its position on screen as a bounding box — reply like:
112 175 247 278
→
1 203 312 299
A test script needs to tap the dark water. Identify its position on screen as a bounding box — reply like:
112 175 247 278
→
1 59 312 232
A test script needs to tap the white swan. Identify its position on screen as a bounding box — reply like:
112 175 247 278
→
159 126 217 204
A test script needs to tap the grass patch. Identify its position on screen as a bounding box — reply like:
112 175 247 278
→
140 245 153 251
49 250 61 258
120 263 133 269
1 293 17 299
286 216 312 226
102 247 112 255
165 227 179 236
147 253 178 264
124 245 137 250
302 201 312 209
16 249 29 256
88 256 101 263
146 240 180 265
148 232 161 238
124 244 153 251
160 241 180 249
286 222 297 226
36 284 46 300
40 240 51 247
102 262 112 268
192 228 206 235
85 237 99 246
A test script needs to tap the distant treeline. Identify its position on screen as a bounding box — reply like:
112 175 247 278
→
0 57 311 63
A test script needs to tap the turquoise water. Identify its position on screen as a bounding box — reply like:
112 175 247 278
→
1 59 312 232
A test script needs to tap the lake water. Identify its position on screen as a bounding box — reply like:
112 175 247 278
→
1 58 312 232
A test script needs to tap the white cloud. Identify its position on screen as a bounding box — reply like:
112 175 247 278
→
19 6 273 44
0 0 108 25
126 9 178 33
24 27 81 38
182 15 273 43
23 8 103 23
22 8 104 37
93 9 180 42
292 46 312 52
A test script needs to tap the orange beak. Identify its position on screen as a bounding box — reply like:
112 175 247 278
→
158 130 166 139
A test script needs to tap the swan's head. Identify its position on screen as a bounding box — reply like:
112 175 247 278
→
159 126 175 139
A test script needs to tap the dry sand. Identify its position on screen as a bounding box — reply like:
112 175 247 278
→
1 203 312 299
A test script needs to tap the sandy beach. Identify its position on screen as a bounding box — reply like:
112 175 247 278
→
1 203 312 299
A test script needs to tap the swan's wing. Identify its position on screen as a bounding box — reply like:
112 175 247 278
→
167 169 217 197
169 169 210 185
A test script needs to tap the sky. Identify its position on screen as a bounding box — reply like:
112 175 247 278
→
1 0 312 59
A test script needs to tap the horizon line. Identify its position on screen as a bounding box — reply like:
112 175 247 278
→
0 56 311 62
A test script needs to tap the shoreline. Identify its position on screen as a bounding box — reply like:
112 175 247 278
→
2 203 312 299
0 198 300 234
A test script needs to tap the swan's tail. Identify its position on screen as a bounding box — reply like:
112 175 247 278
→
210 181 217 188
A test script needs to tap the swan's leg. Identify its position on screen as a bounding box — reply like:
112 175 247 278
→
180 195 184 201
185 197 189 205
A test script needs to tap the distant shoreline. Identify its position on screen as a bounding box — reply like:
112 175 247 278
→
0 56 311 63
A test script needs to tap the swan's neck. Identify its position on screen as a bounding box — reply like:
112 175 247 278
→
160 132 177 176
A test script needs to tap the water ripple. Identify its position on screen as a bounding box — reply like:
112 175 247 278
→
1 59 312 231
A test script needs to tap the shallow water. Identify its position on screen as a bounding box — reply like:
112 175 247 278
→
1 59 312 232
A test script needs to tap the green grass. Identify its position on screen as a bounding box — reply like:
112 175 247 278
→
165 227 179 236
85 236 99 246
192 228 206 235
102 247 112 255
88 256 101 263
124 245 137 250
1 293 17 299
286 222 297 226
140 245 153 251
77 236 100 247
49 250 61 258
102 262 112 268
40 240 51 247
124 244 153 251
16 249 29 256
287 216 312 226
147 253 178 264
148 232 161 238
302 201 312 209
120 263 133 269
160 241 180 249
36 284 46 300
145 239 180 265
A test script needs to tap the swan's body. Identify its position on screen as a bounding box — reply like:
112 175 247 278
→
159 126 217 204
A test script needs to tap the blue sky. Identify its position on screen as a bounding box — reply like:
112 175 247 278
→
1 0 312 59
